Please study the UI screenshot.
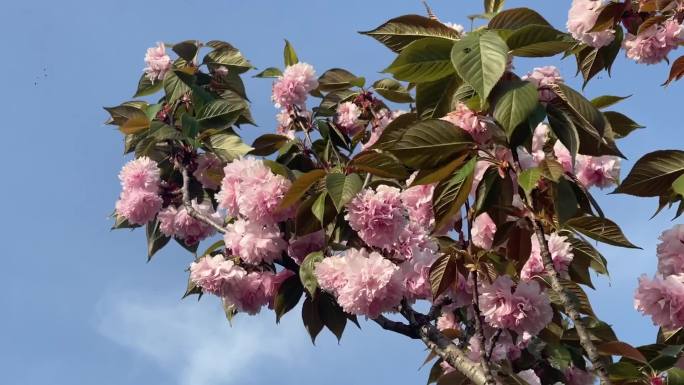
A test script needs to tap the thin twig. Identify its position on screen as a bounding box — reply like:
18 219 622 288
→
181 168 226 234
486 329 503 361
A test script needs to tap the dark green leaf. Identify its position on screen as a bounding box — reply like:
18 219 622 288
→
372 78 414 103
302 296 324 344
506 25 573 57
492 80 539 136
451 31 508 103
350 150 408 179
274 274 304 323
172 40 199 62
391 119 475 169
146 219 170 260
432 157 476 231
360 15 459 53
250 134 290 156
565 216 639 248
369 112 419 150
383 38 456 83
590 95 631 109
134 73 163 97
488 8 551 30
604 111 644 139
326 173 363 211
203 48 252 74
253 67 283 78
163 70 192 103
207 133 253 161
278 169 327 210
416 75 461 119
318 68 365 91
615 150 684 197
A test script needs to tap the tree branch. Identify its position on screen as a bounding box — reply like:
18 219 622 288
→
397 302 492 385
372 315 419 339
181 168 226 234
530 218 612 385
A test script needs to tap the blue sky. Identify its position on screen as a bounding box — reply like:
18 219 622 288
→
1 1 682 384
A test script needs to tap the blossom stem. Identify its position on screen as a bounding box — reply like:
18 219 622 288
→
180 168 227 234
530 218 612 385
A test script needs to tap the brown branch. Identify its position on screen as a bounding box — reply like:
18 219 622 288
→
372 315 419 339
530 218 611 385
397 302 492 385
181 168 226 234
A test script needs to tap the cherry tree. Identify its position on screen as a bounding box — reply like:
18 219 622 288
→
106 1 684 384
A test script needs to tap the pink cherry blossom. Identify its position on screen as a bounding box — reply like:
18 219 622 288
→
575 154 621 189
287 230 326 264
441 102 492 144
521 232 574 281
635 274 684 330
271 62 318 109
144 42 172 83
468 328 521 362
401 174 435 229
225 272 271 315
224 218 286 265
517 123 549 170
262 269 296 308
657 224 684 276
119 156 161 193
336 101 363 136
190 254 245 296
115 189 163 225
315 248 404 318
480 276 553 337
193 153 223 190
437 304 459 331
517 369 541 385
567 0 615 48
553 141 574 173
158 200 221 245
624 19 683 65
275 109 296 139
346 185 408 250
400 247 438 301
472 213 497 250
522 66 563 102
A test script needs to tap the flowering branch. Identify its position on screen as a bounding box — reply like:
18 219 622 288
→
530 219 611 385
180 168 226 234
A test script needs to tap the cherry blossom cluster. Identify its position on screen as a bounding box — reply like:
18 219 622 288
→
635 224 684 329
115 157 163 225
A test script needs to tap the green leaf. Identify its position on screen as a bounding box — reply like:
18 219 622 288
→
411 154 469 186
350 150 408 179
302 296 324 344
163 70 192 103
492 80 539 136
274 274 304 323
326 173 363 211
318 293 348 341
312 192 327 224
506 25 573 57
429 253 458 299
369 112 418 150
249 134 290 156
567 235 608 274
253 67 283 78
372 78 414 103
488 7 551 29
451 31 508 104
518 167 541 197
146 219 170 261
565 216 640 249
590 95 631 109
383 38 455 83
484 0 505 13
181 114 199 139
283 39 299 67
545 277 596 317
615 150 684 197
104 105 151 135
667 368 684 385
607 362 642 381
197 99 245 123
207 133 253 161
300 251 324 296
172 40 199 62
551 83 606 138
416 75 461 119
604 111 644 139
673 174 684 197
390 119 475 169
555 178 579 224
360 14 459 53
432 157 477 231
203 47 252 74
318 68 365 91
279 169 327 211
134 73 163 97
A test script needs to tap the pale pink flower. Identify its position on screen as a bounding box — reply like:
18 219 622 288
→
575 154 620 189
225 272 271 315
346 185 408 250
158 200 221 245
216 157 293 223
521 232 574 281
517 123 549 170
472 213 497 250
263 269 296 308
271 63 318 109
392 221 436 259
189 254 245 296
400 247 439 301
363 109 405 149
553 141 574 173
119 157 160 193
565 366 596 385
224 219 286 265
522 66 563 102
275 109 296 139
657 224 684 276
471 160 492 196
287 230 326 264
480 276 553 337
624 19 683 65
517 369 541 385
335 102 363 136
144 42 172 83
441 102 492 144
468 328 520 362
401 174 435 229
446 272 474 308
315 248 404 318
193 153 223 190
634 274 684 330
437 304 459 331
567 0 615 48
115 189 163 225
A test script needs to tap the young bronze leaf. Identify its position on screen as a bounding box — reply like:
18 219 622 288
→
278 169 327 210
565 216 640 249
360 15 459 53
432 157 476 231
372 78 414 103
349 151 408 179
488 7 551 30
598 341 648 364
615 150 684 197
663 55 684 86
429 253 458 299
